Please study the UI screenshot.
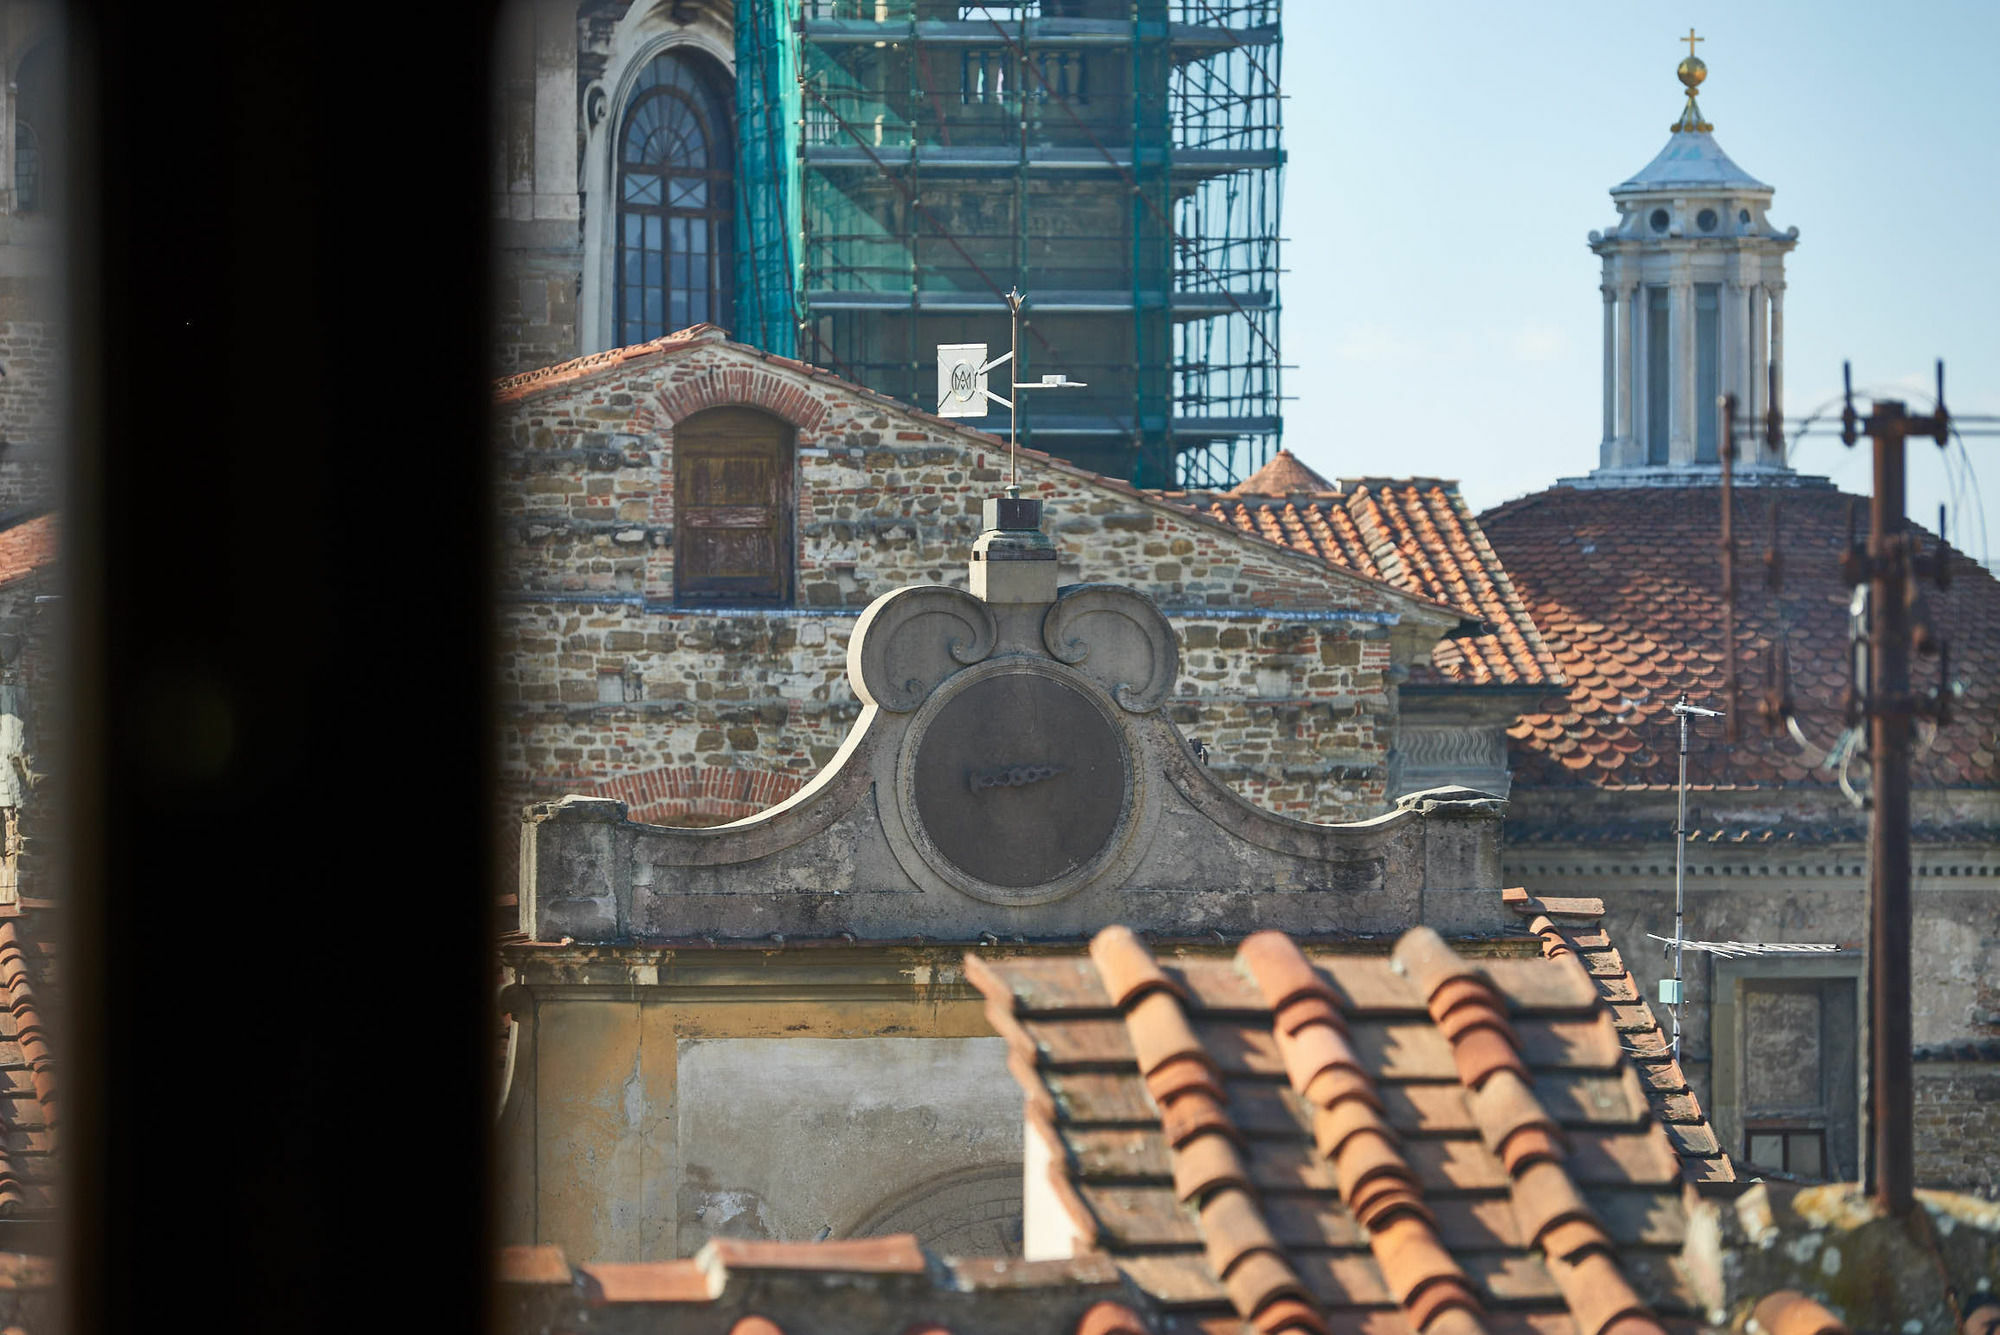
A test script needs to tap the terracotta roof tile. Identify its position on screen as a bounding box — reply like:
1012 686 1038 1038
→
501 1234 1129 1332
1961 1300 2000 1335
1073 1300 1150 1335
969 898 1715 1334
0 918 55 1220
1508 899 1736 1191
1227 451 1336 498
1092 924 1188 1009
1480 483 2000 790
496 1244 572 1285
1193 482 1560 689
579 1259 715 1304
703 1234 927 1274
1086 928 1325 1333
0 514 54 589
1748 1291 1850 1335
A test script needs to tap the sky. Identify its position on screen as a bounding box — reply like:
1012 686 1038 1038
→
1280 2 2000 566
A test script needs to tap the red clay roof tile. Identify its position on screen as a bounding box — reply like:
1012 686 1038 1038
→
1481 483 2000 791
1508 1159 1599 1250
970 907 1717 1332
702 1234 927 1274
579 1259 715 1304
1275 1019 1365 1098
1467 1070 1567 1164
1145 1053 1226 1107
1196 482 1562 691
496 1245 572 1285
1750 1290 1850 1335
1200 1185 1283 1278
1962 1302 2000 1335
1220 1252 1315 1323
1238 931 1341 1013
1247 1295 1329 1335
0 918 54 1219
1160 1088 1237 1148
1228 450 1336 497
1388 927 1478 1005
1073 1300 1150 1335
0 514 54 589
1549 1251 1650 1335
1449 1026 1529 1091
1172 1127 1251 1203
1126 990 1211 1077
1091 924 1187 1009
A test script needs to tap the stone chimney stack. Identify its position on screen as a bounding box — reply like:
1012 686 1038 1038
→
969 489 1058 605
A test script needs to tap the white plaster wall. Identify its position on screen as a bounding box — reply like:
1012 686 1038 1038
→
674 1036 1023 1254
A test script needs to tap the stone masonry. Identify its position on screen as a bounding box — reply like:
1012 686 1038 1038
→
494 329 1462 845
1914 1055 2000 1197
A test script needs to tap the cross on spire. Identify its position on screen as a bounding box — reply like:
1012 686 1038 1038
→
1682 27 1704 60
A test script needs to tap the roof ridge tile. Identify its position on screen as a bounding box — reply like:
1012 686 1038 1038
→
1072 1300 1149 1335
698 1234 929 1275
1090 927 1328 1335
1515 911 1737 1189
0 919 52 1215
1401 926 1666 1335
1236 931 1486 1334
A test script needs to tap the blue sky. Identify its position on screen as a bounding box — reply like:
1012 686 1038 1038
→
1280 2 1999 564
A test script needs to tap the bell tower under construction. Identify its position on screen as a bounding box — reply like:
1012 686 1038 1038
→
734 1 1284 489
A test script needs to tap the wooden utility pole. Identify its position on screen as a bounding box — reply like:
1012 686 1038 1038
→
1841 363 1952 1216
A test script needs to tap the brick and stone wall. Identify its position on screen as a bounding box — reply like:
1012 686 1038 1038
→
1914 1055 2000 1198
498 602 1399 829
494 333 1447 843
0 315 59 514
0 301 59 515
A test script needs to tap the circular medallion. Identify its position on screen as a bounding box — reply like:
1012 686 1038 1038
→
904 664 1133 901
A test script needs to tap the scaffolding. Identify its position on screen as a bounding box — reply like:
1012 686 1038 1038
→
738 0 1282 489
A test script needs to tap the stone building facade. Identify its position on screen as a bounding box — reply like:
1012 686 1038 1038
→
0 2 61 518
492 326 1515 846
1911 1044 2000 1197
495 482 1738 1280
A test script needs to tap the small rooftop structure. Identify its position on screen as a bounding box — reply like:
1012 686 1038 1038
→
1585 38 1799 482
1226 451 1334 499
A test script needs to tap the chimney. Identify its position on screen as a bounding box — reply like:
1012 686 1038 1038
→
969 488 1058 605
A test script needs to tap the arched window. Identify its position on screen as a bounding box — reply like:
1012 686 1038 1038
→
674 407 792 606
12 122 37 215
617 51 735 346
12 41 57 217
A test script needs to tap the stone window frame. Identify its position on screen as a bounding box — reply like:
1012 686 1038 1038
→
579 23 737 356
1709 951 1866 1183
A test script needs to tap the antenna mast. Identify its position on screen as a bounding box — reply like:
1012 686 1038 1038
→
933 288 1085 495
1667 693 1723 1063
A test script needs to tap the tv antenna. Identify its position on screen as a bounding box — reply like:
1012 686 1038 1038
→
936 288 1086 492
1660 693 1723 1063
1655 691 1843 1068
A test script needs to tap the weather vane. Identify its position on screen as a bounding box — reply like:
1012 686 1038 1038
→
935 288 1086 492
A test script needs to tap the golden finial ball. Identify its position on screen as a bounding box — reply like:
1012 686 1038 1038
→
1677 55 1708 89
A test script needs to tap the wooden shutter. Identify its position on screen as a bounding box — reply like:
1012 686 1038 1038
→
674 407 791 605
